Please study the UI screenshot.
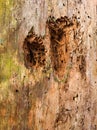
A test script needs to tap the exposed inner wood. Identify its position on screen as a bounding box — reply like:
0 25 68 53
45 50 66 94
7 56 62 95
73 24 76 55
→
47 16 80 78
23 29 46 69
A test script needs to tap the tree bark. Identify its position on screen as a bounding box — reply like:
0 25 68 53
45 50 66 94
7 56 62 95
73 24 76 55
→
0 0 97 130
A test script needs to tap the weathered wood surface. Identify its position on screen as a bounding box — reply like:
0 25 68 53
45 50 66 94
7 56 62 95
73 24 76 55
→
0 0 97 130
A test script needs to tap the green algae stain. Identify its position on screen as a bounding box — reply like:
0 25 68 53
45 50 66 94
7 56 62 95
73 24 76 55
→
0 1 30 129
0 0 17 38
0 0 12 23
0 0 22 84
0 52 17 83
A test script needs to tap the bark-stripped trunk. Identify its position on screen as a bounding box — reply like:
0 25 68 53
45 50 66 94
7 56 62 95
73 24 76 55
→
0 0 97 130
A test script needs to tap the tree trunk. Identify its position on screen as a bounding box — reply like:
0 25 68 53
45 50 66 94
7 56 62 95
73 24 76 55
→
0 0 97 130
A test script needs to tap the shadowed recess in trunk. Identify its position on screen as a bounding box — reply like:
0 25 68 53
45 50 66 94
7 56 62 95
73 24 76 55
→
23 28 46 69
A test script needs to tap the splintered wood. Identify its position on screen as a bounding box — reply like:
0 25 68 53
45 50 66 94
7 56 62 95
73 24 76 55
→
23 15 86 79
23 29 46 69
47 16 80 78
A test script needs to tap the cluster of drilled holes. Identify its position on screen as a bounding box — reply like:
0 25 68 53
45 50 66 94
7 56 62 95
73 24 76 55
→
23 15 82 79
47 16 76 31
47 16 76 73
23 33 46 69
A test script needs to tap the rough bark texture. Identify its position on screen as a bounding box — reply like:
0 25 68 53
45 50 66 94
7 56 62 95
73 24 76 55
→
0 0 97 130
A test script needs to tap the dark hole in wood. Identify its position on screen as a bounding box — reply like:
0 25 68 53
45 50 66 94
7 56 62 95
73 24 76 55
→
15 89 19 93
47 15 79 77
23 28 46 69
